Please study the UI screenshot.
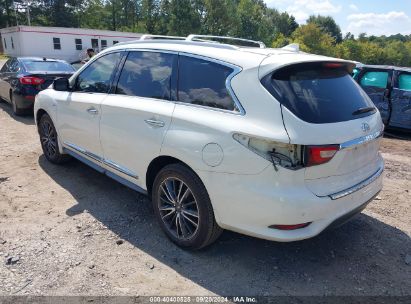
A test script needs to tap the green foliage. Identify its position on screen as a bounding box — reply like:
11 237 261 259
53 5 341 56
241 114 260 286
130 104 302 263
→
1 1 411 66
291 23 335 56
307 15 342 43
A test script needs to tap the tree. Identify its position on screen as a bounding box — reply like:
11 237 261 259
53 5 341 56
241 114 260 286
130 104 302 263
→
202 0 236 36
168 0 200 36
291 23 335 56
307 15 342 43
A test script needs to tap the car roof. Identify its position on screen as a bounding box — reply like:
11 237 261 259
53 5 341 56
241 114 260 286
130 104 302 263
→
359 64 411 73
99 40 351 71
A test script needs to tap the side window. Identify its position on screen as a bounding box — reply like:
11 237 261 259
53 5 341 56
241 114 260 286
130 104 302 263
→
397 73 411 91
101 40 107 49
75 52 121 93
360 71 389 89
91 39 99 50
0 59 11 72
53 37 61 50
113 41 119 45
116 51 176 100
178 56 237 111
9 59 19 72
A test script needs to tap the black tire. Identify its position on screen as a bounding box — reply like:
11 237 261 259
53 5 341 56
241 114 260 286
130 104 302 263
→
38 114 71 164
10 93 26 116
152 163 223 249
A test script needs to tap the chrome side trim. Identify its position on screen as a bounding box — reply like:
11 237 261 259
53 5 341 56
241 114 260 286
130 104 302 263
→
327 166 384 200
63 142 138 179
63 147 145 194
104 159 139 180
340 129 383 150
64 142 103 162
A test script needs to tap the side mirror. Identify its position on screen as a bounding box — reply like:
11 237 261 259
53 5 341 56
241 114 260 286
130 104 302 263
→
53 77 70 91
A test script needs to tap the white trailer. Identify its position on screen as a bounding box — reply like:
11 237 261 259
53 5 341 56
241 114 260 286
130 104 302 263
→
0 26 142 62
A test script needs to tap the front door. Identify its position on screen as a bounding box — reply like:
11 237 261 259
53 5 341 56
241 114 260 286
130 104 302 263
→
100 50 177 187
56 52 122 162
358 68 393 125
390 71 411 129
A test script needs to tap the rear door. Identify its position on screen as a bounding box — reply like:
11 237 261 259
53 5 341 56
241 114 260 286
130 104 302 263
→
358 68 393 125
390 71 411 130
99 50 177 186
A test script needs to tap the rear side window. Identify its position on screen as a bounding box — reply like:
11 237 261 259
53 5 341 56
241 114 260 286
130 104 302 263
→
262 62 375 124
398 73 411 91
360 71 389 89
178 56 237 111
116 51 176 100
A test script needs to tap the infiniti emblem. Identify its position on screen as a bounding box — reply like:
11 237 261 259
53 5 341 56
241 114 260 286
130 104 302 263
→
361 123 370 132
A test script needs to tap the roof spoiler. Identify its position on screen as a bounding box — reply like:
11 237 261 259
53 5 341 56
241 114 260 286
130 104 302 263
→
281 43 300 52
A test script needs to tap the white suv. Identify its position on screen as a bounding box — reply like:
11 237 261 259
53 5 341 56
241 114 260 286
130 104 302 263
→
34 35 384 249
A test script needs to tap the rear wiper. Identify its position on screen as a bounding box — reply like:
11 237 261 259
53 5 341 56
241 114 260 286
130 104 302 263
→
352 107 376 115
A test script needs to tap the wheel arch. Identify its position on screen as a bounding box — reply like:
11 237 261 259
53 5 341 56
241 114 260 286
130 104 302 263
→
146 155 200 197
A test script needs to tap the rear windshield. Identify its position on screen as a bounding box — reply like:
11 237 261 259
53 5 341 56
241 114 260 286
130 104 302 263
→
22 60 74 73
262 62 375 124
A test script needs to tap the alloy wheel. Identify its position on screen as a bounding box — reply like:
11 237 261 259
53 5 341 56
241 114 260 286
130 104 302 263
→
40 120 57 159
158 177 200 240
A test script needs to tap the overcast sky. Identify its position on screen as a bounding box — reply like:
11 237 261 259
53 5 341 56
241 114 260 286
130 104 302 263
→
265 0 411 37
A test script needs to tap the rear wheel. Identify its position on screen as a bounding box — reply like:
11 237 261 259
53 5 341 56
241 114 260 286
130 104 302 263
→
10 93 25 116
152 163 222 249
38 114 71 164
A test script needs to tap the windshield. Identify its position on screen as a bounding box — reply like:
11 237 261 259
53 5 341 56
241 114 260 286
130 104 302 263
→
262 62 375 124
22 60 75 73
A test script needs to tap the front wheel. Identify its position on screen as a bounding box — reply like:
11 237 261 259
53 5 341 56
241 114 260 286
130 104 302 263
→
152 164 223 249
38 114 71 164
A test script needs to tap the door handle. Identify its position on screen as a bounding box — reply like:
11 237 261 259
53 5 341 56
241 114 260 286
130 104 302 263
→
87 107 98 115
144 119 165 128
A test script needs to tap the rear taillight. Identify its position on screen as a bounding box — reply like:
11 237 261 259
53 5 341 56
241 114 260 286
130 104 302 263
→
306 145 339 167
19 76 45 85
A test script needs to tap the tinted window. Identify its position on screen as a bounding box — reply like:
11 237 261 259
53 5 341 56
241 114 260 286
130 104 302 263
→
262 62 375 124
178 56 236 111
398 73 411 91
22 60 74 72
9 59 19 72
75 52 121 93
360 71 389 89
53 37 61 50
116 51 176 100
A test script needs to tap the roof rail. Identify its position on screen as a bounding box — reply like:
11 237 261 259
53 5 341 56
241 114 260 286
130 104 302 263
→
186 34 266 48
140 34 186 41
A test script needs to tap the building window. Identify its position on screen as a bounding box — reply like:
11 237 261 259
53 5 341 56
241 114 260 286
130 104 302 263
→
101 40 107 49
75 38 82 50
91 38 98 50
113 41 119 45
11 37 14 49
53 37 61 50
3 38 6 49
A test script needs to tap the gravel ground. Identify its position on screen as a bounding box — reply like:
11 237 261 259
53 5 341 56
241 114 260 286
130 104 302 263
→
0 64 410 297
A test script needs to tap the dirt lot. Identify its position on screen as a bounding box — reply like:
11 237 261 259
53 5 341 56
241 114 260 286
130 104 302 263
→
0 69 410 297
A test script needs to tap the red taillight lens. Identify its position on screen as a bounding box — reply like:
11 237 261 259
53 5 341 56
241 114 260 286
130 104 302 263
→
19 76 45 85
270 223 311 230
306 145 339 167
323 62 344 69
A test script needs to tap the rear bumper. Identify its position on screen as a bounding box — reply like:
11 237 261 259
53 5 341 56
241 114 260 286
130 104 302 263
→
198 160 384 242
13 86 40 109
